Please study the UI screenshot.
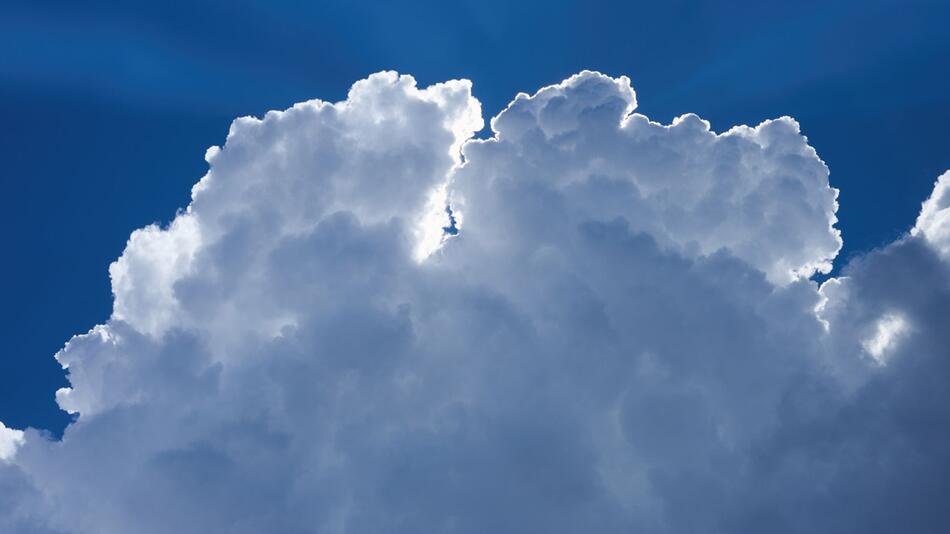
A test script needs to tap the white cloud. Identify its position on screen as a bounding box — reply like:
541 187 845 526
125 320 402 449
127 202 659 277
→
455 71 841 285
0 421 24 462
913 170 950 258
1 71 949 533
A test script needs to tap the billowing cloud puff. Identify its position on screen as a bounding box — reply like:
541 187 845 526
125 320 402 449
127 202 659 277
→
2 71 949 534
913 170 950 258
458 72 841 284
0 422 24 462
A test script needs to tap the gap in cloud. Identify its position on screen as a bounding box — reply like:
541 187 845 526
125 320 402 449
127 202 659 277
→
442 205 460 236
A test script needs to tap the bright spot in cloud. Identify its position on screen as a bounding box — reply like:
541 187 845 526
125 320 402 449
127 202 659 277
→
862 313 909 364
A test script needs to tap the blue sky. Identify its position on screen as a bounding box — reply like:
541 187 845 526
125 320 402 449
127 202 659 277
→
1 0 948 450
2 2 950 531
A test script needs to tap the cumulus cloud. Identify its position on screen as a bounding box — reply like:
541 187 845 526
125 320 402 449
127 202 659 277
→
1 71 948 533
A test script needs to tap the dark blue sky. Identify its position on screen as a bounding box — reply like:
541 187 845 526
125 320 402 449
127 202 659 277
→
2 0 948 435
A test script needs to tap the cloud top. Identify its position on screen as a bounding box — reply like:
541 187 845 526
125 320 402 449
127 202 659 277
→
460 71 841 285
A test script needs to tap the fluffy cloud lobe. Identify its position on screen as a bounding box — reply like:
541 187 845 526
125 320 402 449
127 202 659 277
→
2 71 949 533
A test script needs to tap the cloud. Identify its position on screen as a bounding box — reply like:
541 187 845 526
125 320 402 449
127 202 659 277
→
454 71 842 286
0 422 24 462
1 71 948 533
913 170 950 258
